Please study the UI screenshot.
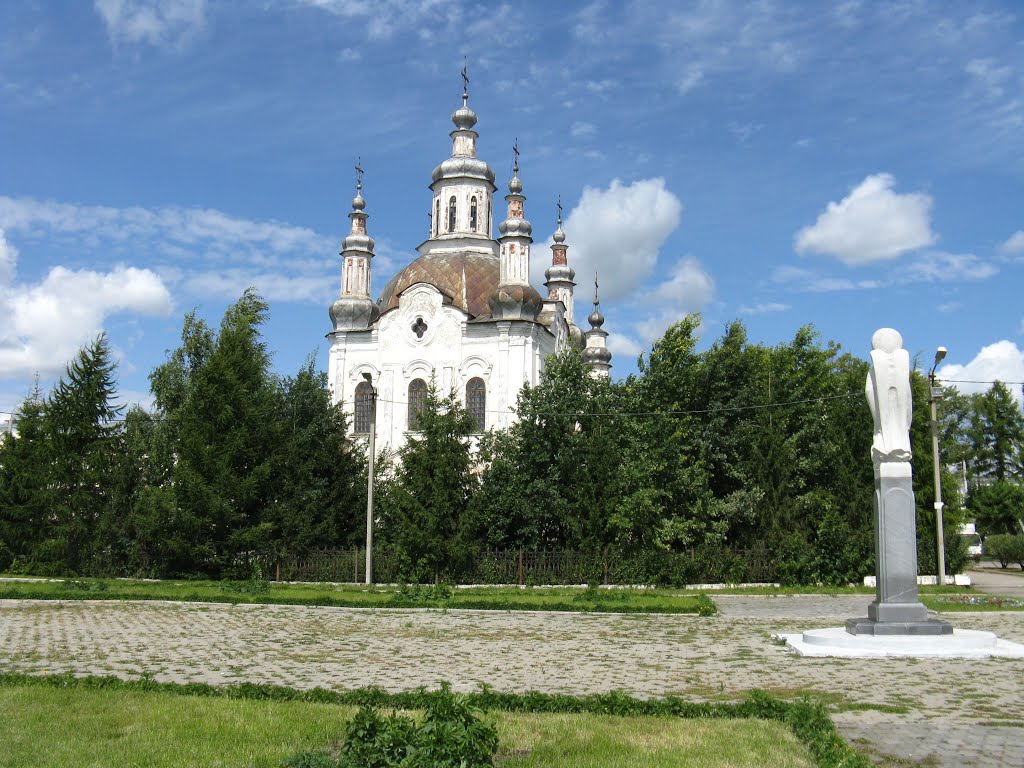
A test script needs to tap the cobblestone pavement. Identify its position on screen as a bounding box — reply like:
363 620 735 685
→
1 596 1022 767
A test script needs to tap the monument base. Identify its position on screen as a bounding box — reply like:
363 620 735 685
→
778 627 1024 658
845 616 953 635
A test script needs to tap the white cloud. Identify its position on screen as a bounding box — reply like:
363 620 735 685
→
903 252 997 282
570 121 597 139
300 0 458 40
546 178 682 303
965 58 1012 99
771 265 881 293
0 196 334 303
727 121 763 144
794 173 937 265
937 341 1024 405
94 0 206 48
648 257 715 308
739 302 790 315
338 47 361 62
0 228 172 381
1000 230 1024 254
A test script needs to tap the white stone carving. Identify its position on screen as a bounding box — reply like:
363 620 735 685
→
865 327 913 466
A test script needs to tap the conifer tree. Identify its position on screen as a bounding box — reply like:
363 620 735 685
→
39 334 123 573
267 358 366 554
0 386 49 569
384 381 476 582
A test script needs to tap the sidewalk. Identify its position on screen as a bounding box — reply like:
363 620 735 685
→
0 596 1021 767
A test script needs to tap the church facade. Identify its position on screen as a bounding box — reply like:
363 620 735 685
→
326 83 612 448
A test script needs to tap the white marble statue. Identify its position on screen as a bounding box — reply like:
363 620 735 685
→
865 327 913 465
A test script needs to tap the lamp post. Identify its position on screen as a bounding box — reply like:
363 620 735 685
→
928 346 947 586
362 372 377 585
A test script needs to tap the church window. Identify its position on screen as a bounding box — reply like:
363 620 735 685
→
466 377 486 433
434 198 440 236
353 380 374 434
448 196 457 231
408 378 427 430
486 199 490 235
411 317 428 339
470 196 478 231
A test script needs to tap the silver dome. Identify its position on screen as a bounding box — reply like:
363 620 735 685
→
431 156 496 184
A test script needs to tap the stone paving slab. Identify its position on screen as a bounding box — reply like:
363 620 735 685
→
1 596 1022 767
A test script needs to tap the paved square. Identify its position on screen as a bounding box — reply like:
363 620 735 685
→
1 595 1022 767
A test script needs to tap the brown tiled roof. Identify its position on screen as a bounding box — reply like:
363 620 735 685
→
377 252 500 319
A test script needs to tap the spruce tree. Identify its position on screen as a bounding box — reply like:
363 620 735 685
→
0 387 50 568
385 381 476 582
267 358 366 554
39 334 123 574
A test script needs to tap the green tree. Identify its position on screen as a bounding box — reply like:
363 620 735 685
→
970 481 1024 537
266 358 366 554
970 382 1024 483
383 381 477 582
0 388 50 567
150 289 278 576
37 335 123 574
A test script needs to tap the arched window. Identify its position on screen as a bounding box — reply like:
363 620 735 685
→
354 380 374 434
466 377 486 433
408 378 427 431
469 196 478 231
448 196 457 232
434 198 440 236
486 199 490 236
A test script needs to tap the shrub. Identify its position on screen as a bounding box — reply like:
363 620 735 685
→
283 683 498 768
0 540 13 573
985 535 1024 569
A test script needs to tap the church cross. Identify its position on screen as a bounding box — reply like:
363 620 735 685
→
557 196 563 225
512 139 519 173
355 157 363 191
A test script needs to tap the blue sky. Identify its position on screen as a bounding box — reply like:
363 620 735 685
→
2 0 1023 422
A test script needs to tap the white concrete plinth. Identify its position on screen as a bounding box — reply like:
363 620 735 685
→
777 627 1024 658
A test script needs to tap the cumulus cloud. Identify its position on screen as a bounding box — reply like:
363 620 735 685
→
0 228 172 381
795 173 937 265
647 257 715 307
937 341 1024 405
94 0 206 48
1000 230 1024 255
547 178 682 302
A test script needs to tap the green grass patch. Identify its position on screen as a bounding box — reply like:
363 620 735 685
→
0 577 715 614
0 673 869 768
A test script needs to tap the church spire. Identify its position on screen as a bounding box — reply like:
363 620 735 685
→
488 141 542 320
544 196 577 328
329 158 380 331
583 274 612 378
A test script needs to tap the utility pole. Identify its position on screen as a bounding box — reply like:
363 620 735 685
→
363 372 377 585
928 346 947 585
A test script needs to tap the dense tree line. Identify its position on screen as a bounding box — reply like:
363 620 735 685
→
1 292 1020 583
0 291 367 577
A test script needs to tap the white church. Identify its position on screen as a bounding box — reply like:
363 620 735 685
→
326 80 612 448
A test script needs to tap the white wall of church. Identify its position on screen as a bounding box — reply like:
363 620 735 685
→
328 281 558 450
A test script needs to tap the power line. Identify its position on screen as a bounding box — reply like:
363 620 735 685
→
938 378 1024 386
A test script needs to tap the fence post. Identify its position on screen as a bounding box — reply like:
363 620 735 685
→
275 560 280 582
517 549 524 586
603 548 609 585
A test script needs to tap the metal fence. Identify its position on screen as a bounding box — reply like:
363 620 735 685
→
267 546 779 586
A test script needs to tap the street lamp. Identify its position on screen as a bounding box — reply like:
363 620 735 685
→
362 372 377 585
928 346 947 586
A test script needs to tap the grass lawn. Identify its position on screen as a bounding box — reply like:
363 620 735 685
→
0 682 816 768
0 576 716 614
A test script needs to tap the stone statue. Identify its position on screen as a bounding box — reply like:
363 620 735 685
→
865 328 913 465
846 327 951 636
